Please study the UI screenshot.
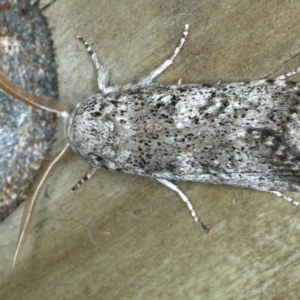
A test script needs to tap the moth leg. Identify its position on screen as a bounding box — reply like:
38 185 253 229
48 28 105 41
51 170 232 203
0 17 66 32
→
274 66 300 80
77 36 118 94
71 168 97 192
269 191 300 208
140 24 189 85
156 178 209 232
38 0 57 11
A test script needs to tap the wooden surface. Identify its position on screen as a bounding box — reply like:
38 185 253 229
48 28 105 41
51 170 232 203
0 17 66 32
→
2 1 300 299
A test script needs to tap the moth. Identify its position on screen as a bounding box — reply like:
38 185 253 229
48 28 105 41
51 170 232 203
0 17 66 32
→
1 24 300 267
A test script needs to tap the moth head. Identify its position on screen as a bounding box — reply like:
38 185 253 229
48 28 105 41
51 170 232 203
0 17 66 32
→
65 94 119 169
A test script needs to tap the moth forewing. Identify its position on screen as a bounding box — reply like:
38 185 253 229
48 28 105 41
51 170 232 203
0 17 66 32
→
2 24 300 268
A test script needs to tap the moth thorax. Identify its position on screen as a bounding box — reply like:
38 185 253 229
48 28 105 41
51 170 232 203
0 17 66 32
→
65 95 119 167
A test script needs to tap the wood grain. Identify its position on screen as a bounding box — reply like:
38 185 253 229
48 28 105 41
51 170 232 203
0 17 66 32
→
1 1 300 299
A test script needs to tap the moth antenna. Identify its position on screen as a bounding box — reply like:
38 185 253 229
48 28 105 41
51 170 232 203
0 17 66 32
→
0 72 68 117
13 144 73 269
